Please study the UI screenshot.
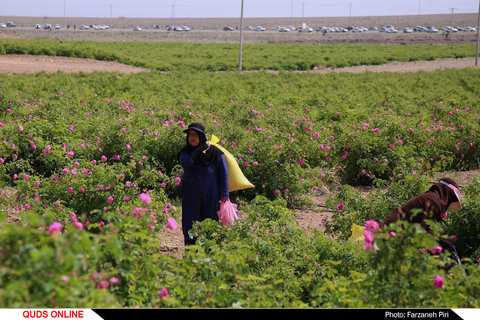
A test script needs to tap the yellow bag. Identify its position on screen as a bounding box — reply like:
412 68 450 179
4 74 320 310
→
348 223 365 247
207 135 254 192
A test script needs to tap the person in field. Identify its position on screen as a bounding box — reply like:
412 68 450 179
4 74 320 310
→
381 177 462 265
178 122 229 245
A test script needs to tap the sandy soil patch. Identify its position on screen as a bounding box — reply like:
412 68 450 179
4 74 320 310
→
313 57 478 73
0 54 149 74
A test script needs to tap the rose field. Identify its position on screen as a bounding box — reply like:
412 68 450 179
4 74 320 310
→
1 39 480 308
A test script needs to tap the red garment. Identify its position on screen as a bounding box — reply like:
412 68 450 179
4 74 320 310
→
381 178 460 234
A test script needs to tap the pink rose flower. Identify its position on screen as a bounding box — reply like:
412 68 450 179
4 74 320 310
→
167 218 177 230
96 279 110 289
158 287 168 299
139 193 151 205
433 275 444 289
48 221 63 236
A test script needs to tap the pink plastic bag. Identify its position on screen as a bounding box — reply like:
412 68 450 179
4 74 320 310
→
217 200 239 226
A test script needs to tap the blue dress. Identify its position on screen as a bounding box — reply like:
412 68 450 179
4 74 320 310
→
179 148 229 244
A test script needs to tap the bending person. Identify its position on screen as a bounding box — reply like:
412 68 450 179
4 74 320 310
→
381 177 462 265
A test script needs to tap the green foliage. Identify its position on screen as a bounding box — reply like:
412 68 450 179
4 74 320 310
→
0 39 476 71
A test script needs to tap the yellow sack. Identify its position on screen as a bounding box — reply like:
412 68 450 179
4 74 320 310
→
207 135 254 192
348 223 365 247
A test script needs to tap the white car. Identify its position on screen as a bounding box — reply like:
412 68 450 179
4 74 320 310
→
133 26 142 31
403 28 413 33
254 26 266 31
298 27 313 32
79 25 90 30
0 23 7 28
278 27 290 32
442 26 458 32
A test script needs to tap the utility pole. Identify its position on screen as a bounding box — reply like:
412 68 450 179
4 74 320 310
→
349 3 352 26
476 0 480 66
238 0 244 71
291 0 293 18
449 8 457 26
417 0 421 26
63 0 66 28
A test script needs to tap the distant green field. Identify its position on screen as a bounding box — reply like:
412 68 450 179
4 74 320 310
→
0 38 476 71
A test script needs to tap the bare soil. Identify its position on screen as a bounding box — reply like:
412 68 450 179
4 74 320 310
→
0 54 149 74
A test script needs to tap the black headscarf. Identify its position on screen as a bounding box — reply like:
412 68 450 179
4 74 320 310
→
178 122 223 166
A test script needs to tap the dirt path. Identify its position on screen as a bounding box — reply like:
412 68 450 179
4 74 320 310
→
313 57 478 73
0 54 478 74
0 54 149 74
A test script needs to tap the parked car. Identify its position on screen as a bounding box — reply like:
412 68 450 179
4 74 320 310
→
243 26 254 30
298 24 313 32
6 21 16 27
253 26 266 31
181 26 191 31
442 26 458 32
462 26 476 32
79 25 90 30
133 26 142 31
403 28 413 33
223 26 234 31
0 23 7 28
55 24 61 29
278 27 290 32
380 25 397 32
146 25 159 29
93 24 109 30
43 24 52 29
352 27 366 32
